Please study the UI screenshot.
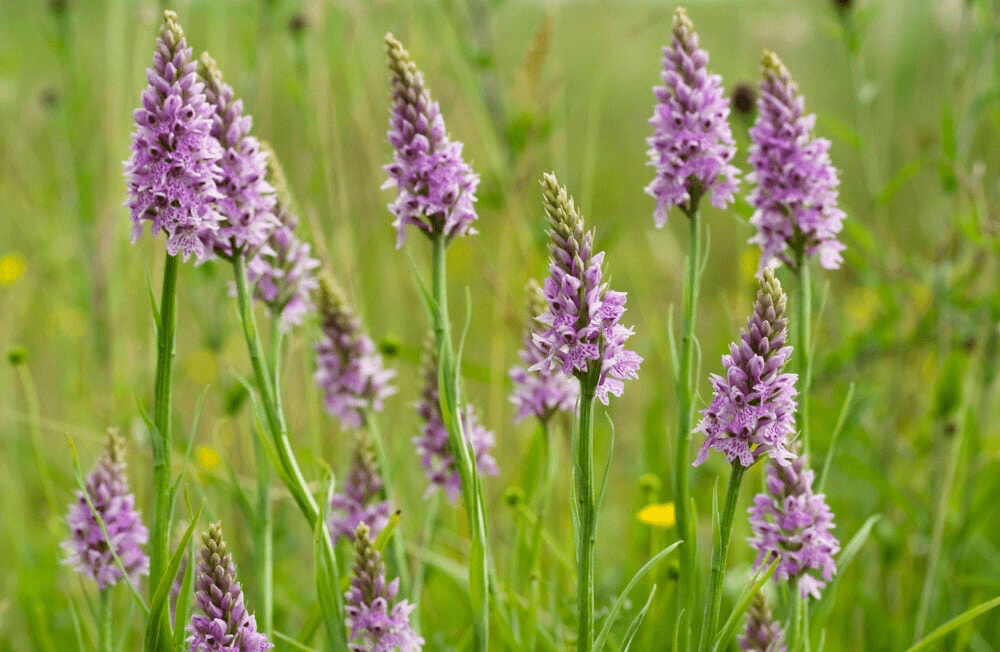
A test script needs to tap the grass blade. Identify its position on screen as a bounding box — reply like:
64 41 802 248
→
906 595 1000 652
711 557 780 652
621 585 657 652
592 540 682 650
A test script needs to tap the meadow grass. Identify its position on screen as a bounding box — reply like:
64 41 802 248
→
1 0 998 649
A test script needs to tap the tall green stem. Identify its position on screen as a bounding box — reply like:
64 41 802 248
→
575 386 598 652
146 253 178 651
430 234 490 651
796 255 812 458
150 254 178 589
231 256 347 650
675 207 701 648
699 464 746 649
98 589 112 652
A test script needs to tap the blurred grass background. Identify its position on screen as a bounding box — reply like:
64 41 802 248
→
1 0 999 649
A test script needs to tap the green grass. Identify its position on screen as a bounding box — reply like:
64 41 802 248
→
1 0 998 649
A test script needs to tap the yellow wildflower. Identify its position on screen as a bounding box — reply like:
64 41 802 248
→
0 252 26 285
638 502 676 529
195 445 221 471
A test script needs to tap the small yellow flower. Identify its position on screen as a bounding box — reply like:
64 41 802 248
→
637 502 676 529
195 445 221 471
0 252 26 286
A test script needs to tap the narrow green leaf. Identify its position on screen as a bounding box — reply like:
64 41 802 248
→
818 382 856 493
906 595 1000 652
172 536 196 651
67 596 87 652
273 630 318 652
314 469 347 651
593 412 616 526
407 253 436 324
375 510 402 552
406 544 468 586
711 557 780 652
667 305 679 380
621 585 657 651
815 514 881 620
592 540 682 651
455 286 473 373
145 503 204 650
673 607 686 652
170 385 209 501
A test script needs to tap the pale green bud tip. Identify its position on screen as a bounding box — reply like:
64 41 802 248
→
526 279 547 320
318 272 348 316
104 428 125 466
354 522 376 559
385 33 417 84
161 10 184 46
758 267 787 318
761 50 788 79
7 346 27 366
540 171 583 235
258 140 295 218
673 7 694 36
196 52 223 90
204 521 227 555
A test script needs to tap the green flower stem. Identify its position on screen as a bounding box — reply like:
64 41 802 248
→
98 588 112 652
699 463 746 650
575 383 598 652
231 256 347 650
796 254 812 458
146 253 178 652
364 410 411 598
430 234 491 651
252 428 273 638
788 586 804 652
150 254 178 591
675 206 701 649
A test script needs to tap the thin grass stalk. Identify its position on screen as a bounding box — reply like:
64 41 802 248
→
14 359 57 514
98 589 112 652
411 492 441 634
796 254 812 458
430 234 491 651
231 255 348 650
699 463 746 649
914 414 965 641
575 385 598 652
675 205 701 650
527 419 559 651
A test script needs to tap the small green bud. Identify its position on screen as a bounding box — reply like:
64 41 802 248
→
638 472 661 497
7 346 27 366
504 486 526 508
